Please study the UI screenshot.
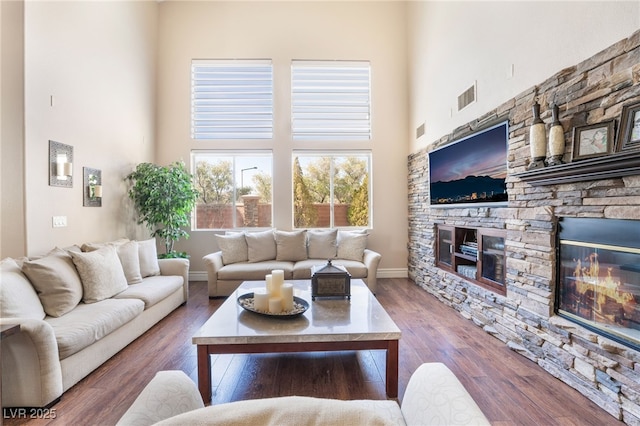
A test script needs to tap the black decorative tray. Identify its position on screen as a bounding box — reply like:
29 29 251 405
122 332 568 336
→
237 293 309 318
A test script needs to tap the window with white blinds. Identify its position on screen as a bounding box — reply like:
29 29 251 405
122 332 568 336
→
191 60 273 140
291 61 371 141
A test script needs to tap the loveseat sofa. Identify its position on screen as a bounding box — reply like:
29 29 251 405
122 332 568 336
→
0 238 189 408
203 229 381 297
117 362 490 425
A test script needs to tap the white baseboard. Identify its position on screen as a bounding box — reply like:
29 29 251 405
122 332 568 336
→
377 268 408 278
189 271 208 282
189 268 408 282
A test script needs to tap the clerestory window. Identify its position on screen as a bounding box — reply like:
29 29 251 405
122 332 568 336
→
191 59 273 140
291 60 371 141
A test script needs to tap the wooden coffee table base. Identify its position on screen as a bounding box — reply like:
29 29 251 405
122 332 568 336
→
197 339 399 403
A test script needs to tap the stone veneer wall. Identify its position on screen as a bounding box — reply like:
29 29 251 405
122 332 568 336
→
408 30 640 423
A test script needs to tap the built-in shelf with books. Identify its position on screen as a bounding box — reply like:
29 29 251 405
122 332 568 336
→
435 225 506 295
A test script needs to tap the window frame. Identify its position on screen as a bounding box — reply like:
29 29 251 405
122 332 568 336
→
191 59 274 140
191 150 274 231
291 60 372 141
292 150 372 229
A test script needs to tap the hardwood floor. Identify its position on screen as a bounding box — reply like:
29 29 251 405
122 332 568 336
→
4 278 623 425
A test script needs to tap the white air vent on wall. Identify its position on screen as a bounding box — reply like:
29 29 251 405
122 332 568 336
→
457 82 476 112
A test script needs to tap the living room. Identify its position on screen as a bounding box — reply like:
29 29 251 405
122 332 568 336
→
2 0 639 424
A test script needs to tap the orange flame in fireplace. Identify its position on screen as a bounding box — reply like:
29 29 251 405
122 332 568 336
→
571 252 637 325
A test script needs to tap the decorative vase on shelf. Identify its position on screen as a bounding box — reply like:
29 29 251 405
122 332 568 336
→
528 101 547 170
546 104 565 166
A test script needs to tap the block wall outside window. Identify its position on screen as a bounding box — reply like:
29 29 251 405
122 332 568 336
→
192 151 272 230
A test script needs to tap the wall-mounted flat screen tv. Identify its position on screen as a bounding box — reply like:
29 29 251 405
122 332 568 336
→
429 120 508 207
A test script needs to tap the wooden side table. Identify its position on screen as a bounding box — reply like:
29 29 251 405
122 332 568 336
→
1 324 20 425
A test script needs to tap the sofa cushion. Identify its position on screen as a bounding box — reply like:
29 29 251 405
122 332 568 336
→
275 230 307 261
80 238 129 252
138 238 161 278
218 261 294 281
307 229 338 259
337 230 368 262
117 241 144 285
155 395 404 426
246 230 276 263
0 258 46 320
70 245 129 303
293 259 367 280
22 248 84 317
114 275 183 309
215 233 248 265
82 240 143 285
46 298 144 359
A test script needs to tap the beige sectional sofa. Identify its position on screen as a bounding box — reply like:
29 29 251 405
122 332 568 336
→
203 229 381 297
0 238 189 408
117 362 490 425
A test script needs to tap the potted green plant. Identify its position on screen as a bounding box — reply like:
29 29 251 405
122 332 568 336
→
126 161 199 258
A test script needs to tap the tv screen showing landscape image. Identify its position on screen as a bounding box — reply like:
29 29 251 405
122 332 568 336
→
429 120 508 207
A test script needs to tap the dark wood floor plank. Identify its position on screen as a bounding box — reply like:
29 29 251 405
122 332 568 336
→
2 278 625 426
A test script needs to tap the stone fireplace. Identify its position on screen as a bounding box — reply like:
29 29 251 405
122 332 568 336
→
408 30 640 423
556 217 640 352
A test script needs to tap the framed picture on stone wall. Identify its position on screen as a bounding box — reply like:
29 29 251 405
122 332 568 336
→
618 101 640 152
571 120 615 161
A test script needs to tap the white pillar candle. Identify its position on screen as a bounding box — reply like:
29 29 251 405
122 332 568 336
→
271 269 284 297
253 290 269 312
265 274 273 295
93 185 102 198
268 297 282 314
281 283 294 312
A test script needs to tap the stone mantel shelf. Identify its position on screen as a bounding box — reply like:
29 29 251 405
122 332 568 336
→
513 150 640 186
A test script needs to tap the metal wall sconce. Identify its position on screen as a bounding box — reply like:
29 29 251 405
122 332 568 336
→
83 167 102 207
49 140 74 187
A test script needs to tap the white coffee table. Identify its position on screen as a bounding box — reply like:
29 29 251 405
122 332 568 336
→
193 279 401 403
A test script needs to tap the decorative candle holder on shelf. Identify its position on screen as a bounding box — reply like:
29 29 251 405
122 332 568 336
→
83 167 102 207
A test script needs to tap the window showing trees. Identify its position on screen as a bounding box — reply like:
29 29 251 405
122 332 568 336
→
293 152 371 229
192 151 272 230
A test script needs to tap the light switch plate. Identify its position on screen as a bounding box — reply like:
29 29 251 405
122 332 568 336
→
52 216 67 227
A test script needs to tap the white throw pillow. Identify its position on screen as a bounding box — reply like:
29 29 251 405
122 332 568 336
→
71 245 129 303
337 230 369 262
215 233 248 265
22 248 84 317
245 230 277 263
80 238 129 252
307 229 338 259
275 230 308 261
82 240 142 285
0 258 46 320
117 241 143 284
138 238 161 277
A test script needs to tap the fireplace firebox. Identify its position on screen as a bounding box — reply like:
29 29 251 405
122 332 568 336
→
556 217 640 351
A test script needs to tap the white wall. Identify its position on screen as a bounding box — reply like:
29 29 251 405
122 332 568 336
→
155 1 410 275
22 0 158 256
407 1 640 153
1 0 26 259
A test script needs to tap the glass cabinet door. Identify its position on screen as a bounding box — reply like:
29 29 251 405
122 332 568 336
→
437 227 452 267
481 234 505 285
